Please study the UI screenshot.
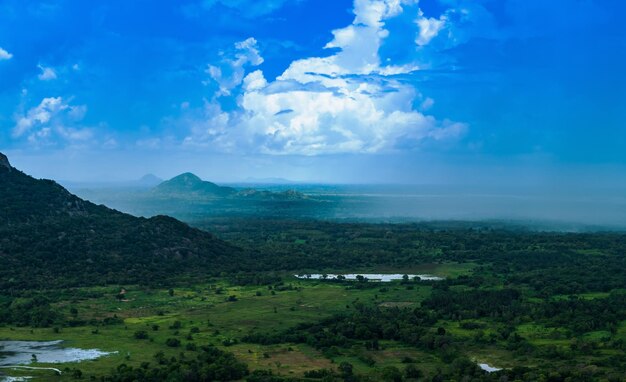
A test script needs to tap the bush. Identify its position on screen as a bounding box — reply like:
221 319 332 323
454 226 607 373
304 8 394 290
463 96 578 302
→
165 338 180 347
405 364 423 379
133 330 149 340
339 362 353 377
381 366 402 382
169 321 181 329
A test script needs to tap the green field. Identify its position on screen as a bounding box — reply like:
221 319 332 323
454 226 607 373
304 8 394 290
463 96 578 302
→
2 257 625 381
0 273 440 380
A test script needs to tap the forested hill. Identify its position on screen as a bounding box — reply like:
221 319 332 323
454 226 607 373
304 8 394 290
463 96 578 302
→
0 152 246 290
154 172 237 197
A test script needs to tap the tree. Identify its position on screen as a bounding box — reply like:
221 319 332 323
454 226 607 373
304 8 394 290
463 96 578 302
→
133 330 149 340
339 362 353 377
405 364 423 379
381 366 402 382
165 338 180 347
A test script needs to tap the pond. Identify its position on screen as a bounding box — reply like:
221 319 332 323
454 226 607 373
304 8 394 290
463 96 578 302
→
477 363 502 373
294 273 444 282
0 340 113 366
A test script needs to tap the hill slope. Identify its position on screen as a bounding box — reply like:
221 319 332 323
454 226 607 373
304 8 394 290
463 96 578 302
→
0 153 246 290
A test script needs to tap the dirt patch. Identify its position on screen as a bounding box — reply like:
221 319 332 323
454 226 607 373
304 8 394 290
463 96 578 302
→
239 346 333 375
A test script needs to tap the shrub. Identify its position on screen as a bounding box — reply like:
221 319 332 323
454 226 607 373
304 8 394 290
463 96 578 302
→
133 330 149 340
165 338 180 347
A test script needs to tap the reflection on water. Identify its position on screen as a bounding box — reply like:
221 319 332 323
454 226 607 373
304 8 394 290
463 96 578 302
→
478 363 502 373
0 340 113 366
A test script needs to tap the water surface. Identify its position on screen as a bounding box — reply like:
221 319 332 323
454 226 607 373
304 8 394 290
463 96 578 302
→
295 273 444 282
477 363 502 373
0 340 113 366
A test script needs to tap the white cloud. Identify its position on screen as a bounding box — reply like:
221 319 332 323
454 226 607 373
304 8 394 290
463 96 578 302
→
279 0 419 84
239 82 465 155
206 37 263 95
415 10 446 46
13 97 94 145
0 47 12 60
184 0 466 155
38 64 57 81
414 2 500 50
420 97 435 111
242 70 268 91
14 97 67 137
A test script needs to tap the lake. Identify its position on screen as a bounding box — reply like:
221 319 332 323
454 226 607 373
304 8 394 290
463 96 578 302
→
295 273 444 282
477 363 502 373
0 340 114 376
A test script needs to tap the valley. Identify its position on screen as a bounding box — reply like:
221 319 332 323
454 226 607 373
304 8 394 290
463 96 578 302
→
2 154 626 381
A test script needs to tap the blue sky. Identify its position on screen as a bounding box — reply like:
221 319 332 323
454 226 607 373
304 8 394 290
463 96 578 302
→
1 0 625 183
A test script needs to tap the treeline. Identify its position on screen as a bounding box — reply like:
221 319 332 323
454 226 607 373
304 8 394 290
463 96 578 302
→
196 218 626 296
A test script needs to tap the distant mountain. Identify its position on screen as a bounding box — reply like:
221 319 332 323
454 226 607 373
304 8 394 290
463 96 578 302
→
154 173 236 197
243 177 299 184
153 173 309 202
138 173 163 187
0 153 247 290
236 188 307 201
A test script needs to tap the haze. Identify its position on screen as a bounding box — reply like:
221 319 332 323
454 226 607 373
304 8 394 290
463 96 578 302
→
1 0 625 228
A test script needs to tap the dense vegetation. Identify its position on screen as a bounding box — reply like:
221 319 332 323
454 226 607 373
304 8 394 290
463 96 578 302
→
1 154 626 381
101 345 249 382
0 156 245 291
195 217 626 296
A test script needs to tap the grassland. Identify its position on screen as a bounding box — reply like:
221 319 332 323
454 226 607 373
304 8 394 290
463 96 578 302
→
1 266 459 380
2 259 624 381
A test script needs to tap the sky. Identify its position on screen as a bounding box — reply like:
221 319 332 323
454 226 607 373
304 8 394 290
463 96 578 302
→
1 0 625 184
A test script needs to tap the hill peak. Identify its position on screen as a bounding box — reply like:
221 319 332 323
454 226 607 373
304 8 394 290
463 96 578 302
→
154 173 236 196
0 152 11 171
138 173 163 186
171 172 203 183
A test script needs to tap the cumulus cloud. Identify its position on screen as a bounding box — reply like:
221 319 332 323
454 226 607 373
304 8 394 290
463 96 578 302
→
186 0 467 155
280 0 420 83
0 47 12 60
13 97 94 145
242 70 268 91
37 64 57 80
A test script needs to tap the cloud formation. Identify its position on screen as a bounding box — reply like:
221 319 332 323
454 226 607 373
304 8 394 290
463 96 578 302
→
206 37 264 96
37 64 57 81
189 0 466 155
13 97 93 146
0 47 12 60
415 10 446 46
